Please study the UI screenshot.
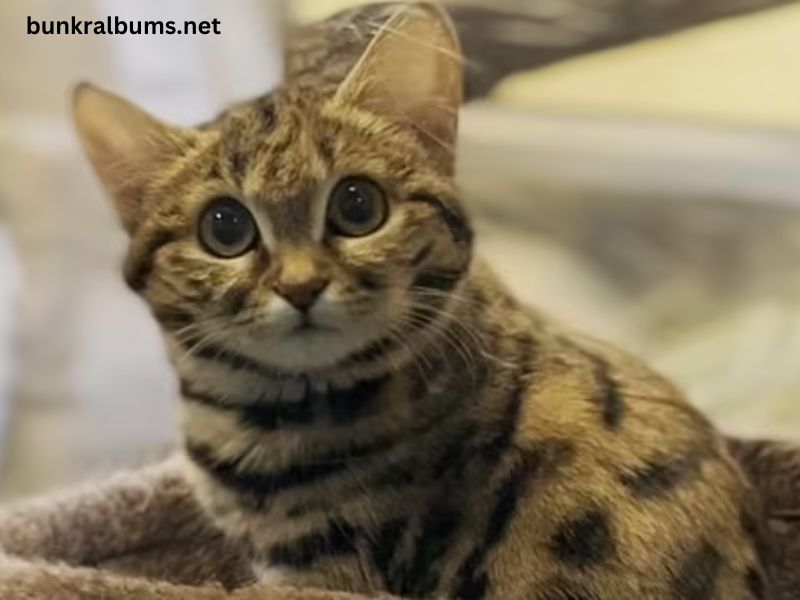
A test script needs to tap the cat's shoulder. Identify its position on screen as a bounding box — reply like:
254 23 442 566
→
514 316 717 455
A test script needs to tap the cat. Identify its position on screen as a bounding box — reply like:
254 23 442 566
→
0 3 767 599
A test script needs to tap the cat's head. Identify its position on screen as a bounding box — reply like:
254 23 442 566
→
73 3 472 373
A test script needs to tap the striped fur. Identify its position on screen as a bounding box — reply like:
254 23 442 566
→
173 269 767 598
73 3 769 598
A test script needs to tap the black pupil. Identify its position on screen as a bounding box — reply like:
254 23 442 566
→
339 183 375 225
210 203 250 247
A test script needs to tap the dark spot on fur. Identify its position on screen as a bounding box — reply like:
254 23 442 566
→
369 517 408 590
345 337 397 365
740 507 772 568
456 573 488 600
550 509 614 569
318 134 336 168
452 451 542 599
124 229 178 292
410 243 433 268
259 99 277 131
151 305 195 331
356 269 384 291
228 150 248 180
582 351 625 430
741 509 759 538
372 463 417 488
671 541 723 600
746 566 766 599
481 334 535 461
268 519 357 568
183 383 312 427
411 268 464 293
285 505 310 519
619 451 704 498
327 376 387 424
485 460 535 546
408 194 473 245
225 285 251 315
241 397 315 431
434 426 475 480
402 504 461 596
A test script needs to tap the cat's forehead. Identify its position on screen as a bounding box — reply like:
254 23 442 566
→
199 85 423 208
210 88 332 202
216 89 296 134
215 89 312 154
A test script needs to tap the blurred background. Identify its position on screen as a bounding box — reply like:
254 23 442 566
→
1 0 800 500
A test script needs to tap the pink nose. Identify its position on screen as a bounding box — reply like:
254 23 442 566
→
273 277 329 312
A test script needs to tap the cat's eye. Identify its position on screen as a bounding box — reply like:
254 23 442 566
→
327 177 388 237
198 197 258 258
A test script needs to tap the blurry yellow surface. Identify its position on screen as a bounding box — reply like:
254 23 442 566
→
291 0 524 22
494 4 800 129
292 0 371 21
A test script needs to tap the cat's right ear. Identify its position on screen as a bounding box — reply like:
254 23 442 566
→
72 83 190 234
334 3 463 171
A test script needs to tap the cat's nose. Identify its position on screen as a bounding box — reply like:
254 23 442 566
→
273 276 329 313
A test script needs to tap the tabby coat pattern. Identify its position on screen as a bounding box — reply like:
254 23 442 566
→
73 3 768 598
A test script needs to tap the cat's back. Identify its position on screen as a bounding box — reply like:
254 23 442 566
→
478 293 768 598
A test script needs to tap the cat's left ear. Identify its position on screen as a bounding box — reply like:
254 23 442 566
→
334 2 463 170
72 83 192 234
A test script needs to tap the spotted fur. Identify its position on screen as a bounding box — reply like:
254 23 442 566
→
73 3 768 598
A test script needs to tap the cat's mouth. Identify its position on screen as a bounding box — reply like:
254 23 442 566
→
289 315 336 336
237 309 385 371
293 321 320 334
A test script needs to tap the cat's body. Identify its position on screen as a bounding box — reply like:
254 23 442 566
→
65 3 767 598
179 262 765 598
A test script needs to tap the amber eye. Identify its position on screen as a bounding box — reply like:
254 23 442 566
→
327 177 388 237
198 197 258 258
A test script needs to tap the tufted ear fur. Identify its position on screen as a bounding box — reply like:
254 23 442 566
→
335 2 463 171
72 83 192 234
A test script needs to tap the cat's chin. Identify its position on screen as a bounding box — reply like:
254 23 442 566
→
225 307 397 374
247 327 371 373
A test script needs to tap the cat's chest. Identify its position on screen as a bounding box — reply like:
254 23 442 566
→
241 490 488 597
247 517 387 594
186 429 491 596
